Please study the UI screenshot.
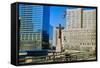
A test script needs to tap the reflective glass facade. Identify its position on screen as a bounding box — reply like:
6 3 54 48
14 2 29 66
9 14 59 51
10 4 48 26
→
19 4 50 51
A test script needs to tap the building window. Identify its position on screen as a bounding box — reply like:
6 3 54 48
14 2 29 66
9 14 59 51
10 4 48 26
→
87 43 89 45
64 36 66 41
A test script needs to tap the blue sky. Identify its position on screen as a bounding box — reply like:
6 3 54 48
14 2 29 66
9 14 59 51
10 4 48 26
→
50 6 66 28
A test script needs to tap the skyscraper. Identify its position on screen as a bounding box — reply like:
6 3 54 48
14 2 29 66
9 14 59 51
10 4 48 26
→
83 9 96 30
66 8 82 29
19 4 50 51
63 8 96 52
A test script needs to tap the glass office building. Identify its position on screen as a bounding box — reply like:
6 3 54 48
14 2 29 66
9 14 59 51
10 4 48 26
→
19 4 50 51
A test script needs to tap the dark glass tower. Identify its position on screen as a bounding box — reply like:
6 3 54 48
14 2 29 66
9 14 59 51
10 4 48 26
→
19 4 50 51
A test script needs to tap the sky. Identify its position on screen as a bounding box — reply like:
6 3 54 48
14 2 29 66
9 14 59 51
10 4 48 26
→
50 6 66 28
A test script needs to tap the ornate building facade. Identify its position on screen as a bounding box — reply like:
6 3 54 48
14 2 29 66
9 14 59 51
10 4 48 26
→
63 8 96 52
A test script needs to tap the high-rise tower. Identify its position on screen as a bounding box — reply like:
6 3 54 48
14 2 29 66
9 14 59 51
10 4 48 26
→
19 4 50 51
